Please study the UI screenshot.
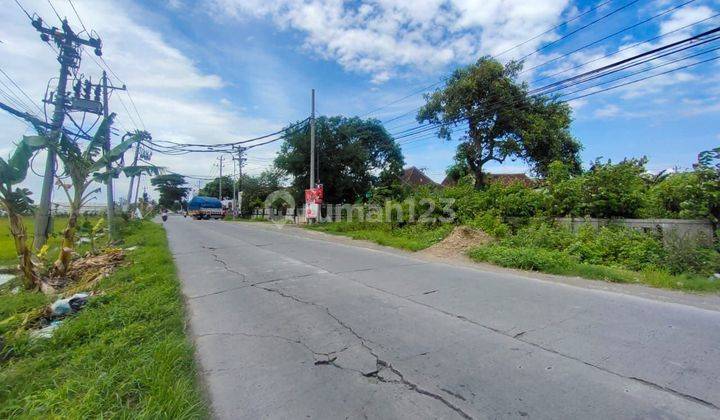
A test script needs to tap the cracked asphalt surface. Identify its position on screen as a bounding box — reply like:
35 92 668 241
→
164 216 720 419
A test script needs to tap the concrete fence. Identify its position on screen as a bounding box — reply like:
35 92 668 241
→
555 217 715 245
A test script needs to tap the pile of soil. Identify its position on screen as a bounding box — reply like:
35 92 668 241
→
420 226 493 259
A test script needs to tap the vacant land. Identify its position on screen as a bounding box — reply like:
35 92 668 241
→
0 220 206 418
305 221 720 293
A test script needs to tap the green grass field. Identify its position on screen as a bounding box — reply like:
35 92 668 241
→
0 220 207 418
0 216 70 267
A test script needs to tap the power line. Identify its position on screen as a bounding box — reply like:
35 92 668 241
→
383 25 720 139
0 66 44 115
386 29 720 141
563 53 720 101
67 0 89 35
522 0 698 74
517 0 645 62
493 0 617 58
531 11 720 85
363 0 633 122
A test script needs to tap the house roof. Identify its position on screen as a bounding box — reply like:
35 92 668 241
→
400 166 438 187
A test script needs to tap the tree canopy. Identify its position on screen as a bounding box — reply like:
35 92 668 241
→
199 176 234 200
417 57 582 188
274 116 404 204
151 174 190 209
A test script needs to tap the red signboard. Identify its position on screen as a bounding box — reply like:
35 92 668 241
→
304 184 324 204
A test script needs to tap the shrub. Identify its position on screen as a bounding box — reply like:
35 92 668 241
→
468 245 575 272
642 172 708 219
467 211 510 238
580 158 648 218
501 221 575 250
663 231 720 275
573 225 666 271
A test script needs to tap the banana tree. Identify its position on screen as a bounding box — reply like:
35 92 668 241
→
0 136 46 289
52 114 161 276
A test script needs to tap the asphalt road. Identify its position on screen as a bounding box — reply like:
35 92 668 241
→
164 216 720 419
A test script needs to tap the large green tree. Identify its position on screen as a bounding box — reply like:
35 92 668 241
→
238 168 286 212
199 176 234 200
275 116 404 204
151 174 190 209
418 57 581 189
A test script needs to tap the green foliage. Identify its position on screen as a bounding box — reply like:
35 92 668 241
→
695 147 720 224
579 158 648 218
469 245 576 272
466 211 510 238
417 57 580 188
237 168 286 213
151 174 190 210
468 244 720 292
0 221 207 417
663 231 720 275
199 176 234 201
275 116 404 204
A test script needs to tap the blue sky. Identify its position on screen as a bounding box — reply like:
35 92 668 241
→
1 0 719 201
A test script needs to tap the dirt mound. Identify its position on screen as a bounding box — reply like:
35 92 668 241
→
420 226 493 259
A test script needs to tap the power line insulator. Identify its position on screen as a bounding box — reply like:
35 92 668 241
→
83 79 92 99
73 80 82 98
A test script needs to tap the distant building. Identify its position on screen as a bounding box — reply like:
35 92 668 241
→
400 166 439 187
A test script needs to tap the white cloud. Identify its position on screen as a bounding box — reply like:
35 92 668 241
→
0 0 284 202
593 104 621 118
211 0 570 83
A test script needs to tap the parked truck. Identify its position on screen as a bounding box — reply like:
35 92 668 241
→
187 196 225 220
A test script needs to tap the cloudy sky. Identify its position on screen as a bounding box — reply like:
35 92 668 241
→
1 0 719 203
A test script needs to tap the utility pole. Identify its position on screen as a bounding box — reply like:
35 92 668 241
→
310 88 316 189
101 71 126 238
125 135 141 207
133 173 142 208
218 155 224 201
233 147 246 218
31 17 102 250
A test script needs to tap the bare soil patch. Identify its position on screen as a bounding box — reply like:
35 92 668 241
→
419 226 492 259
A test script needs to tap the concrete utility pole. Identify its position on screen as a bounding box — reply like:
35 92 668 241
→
233 147 246 217
125 135 141 207
310 89 316 189
218 155 224 200
133 173 142 208
101 71 126 238
31 17 102 250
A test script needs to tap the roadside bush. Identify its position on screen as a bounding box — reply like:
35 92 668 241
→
642 172 708 219
575 225 666 271
501 221 575 250
663 231 720 275
467 210 510 238
469 245 576 272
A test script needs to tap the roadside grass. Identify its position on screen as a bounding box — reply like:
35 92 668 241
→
0 220 207 418
468 245 720 293
0 216 70 267
306 221 453 251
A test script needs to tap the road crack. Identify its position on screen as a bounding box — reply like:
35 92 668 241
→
255 284 474 419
